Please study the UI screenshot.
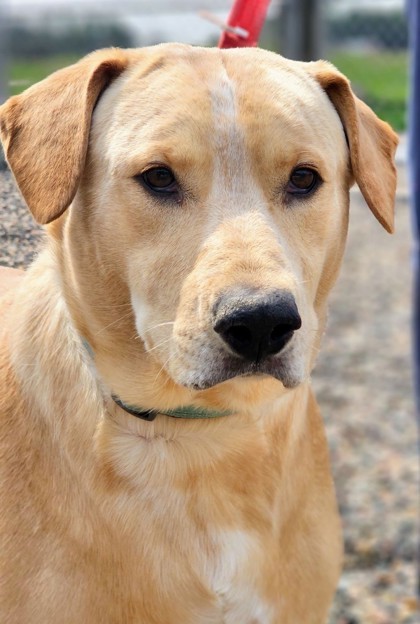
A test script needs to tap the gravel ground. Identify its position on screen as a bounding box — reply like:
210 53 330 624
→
315 176 419 623
0 166 418 622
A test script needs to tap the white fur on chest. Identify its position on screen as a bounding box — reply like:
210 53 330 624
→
203 529 275 624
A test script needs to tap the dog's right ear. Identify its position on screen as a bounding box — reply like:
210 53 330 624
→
0 48 129 224
304 60 398 234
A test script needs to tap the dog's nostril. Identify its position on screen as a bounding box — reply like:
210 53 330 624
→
213 290 301 363
271 324 290 342
228 325 253 344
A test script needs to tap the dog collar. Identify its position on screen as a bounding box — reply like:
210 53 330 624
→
82 338 233 421
112 396 233 422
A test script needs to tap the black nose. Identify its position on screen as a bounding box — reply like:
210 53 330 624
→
213 290 301 362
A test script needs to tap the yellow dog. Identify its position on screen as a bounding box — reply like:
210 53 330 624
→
0 45 397 623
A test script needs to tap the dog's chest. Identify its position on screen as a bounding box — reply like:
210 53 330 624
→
100 420 279 621
199 529 275 624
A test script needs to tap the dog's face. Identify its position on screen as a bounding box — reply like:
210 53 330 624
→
0 45 397 410
84 48 350 393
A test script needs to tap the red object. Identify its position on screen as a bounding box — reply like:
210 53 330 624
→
218 0 271 48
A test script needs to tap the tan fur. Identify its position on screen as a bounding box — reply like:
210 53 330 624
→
0 266 23 302
0 45 397 623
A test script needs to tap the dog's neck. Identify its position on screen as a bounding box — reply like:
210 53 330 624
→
8 250 312 507
80 338 234 421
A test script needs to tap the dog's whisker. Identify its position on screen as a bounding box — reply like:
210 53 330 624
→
132 321 175 341
143 321 175 334
141 337 173 354
91 303 132 311
130 332 143 341
94 311 134 336
145 336 173 353
153 354 174 384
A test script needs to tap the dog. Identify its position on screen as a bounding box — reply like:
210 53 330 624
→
0 44 397 623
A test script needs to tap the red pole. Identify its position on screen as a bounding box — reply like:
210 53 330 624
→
218 0 272 49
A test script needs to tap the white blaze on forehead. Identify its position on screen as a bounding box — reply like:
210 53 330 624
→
210 71 244 181
209 67 266 217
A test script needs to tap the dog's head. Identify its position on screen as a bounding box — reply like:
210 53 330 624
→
0 45 397 410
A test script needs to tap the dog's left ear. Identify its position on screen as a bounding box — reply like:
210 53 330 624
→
305 60 398 233
0 48 129 224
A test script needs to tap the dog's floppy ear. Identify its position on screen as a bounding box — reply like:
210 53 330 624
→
0 48 129 224
305 60 398 233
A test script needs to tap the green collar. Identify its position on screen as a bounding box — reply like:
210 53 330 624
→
112 396 233 421
82 338 233 421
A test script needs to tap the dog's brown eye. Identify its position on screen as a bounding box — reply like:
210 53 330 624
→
287 168 319 195
140 167 179 195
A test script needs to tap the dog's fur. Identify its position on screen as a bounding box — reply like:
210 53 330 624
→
0 45 397 623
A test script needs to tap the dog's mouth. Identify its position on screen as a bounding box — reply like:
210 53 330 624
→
178 351 302 391
148 289 306 392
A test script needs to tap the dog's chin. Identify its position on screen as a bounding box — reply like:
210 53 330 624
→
171 355 305 391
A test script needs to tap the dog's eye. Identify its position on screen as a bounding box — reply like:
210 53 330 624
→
287 168 319 195
139 167 179 195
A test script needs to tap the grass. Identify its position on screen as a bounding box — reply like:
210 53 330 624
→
9 50 409 130
329 50 408 131
10 55 79 95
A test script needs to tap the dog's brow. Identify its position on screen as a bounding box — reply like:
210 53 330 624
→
133 56 167 81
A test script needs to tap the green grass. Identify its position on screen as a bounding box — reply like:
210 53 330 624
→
10 55 79 95
329 51 408 131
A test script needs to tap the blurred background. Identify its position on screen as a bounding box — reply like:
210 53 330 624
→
0 0 409 132
0 1 417 623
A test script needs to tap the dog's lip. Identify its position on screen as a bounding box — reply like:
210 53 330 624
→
186 356 298 391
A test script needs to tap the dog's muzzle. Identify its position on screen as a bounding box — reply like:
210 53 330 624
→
213 289 301 363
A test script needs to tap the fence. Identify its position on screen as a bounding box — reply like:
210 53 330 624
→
275 0 408 131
